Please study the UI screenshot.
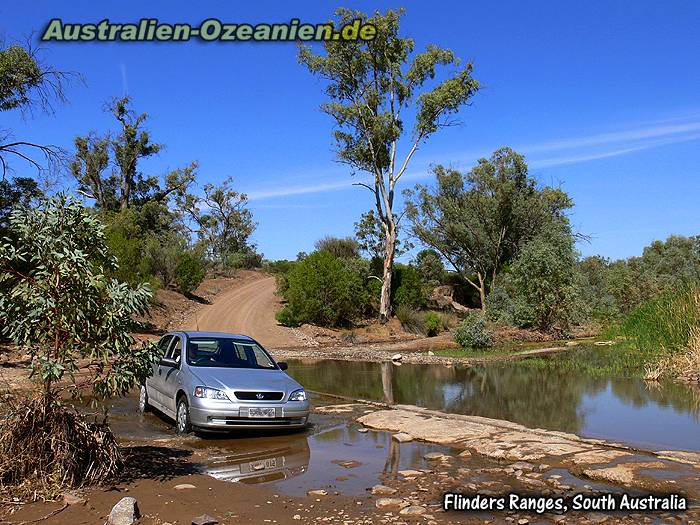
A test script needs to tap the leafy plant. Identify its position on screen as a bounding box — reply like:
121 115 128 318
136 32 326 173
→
275 251 368 327
0 195 159 403
424 312 442 336
453 312 493 348
395 305 424 334
175 251 206 295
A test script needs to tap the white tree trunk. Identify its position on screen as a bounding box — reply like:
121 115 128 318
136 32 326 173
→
379 226 396 322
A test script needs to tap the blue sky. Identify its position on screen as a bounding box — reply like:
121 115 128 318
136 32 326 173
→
4 1 699 261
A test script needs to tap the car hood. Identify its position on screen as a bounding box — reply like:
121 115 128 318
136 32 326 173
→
188 366 302 396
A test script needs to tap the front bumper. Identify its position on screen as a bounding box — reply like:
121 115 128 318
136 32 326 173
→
189 399 310 429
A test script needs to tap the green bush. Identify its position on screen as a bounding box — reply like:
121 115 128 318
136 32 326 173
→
392 264 426 308
424 312 442 336
453 312 493 348
224 249 262 269
175 252 206 295
276 251 368 327
621 284 700 354
395 305 424 334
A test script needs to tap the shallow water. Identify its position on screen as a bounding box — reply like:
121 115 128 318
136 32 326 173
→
99 393 461 495
285 355 700 452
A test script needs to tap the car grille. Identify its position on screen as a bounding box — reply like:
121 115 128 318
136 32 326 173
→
234 391 284 401
208 417 306 426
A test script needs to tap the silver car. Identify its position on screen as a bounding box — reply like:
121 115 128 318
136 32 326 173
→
139 331 310 433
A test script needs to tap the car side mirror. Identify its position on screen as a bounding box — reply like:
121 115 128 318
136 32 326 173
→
277 361 288 371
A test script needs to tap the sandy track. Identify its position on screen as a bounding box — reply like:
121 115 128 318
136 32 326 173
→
182 274 299 349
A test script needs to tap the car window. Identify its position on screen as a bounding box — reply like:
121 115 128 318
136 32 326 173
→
168 337 182 364
187 338 276 369
157 335 173 357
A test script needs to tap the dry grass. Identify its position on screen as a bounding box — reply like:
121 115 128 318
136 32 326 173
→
0 396 122 500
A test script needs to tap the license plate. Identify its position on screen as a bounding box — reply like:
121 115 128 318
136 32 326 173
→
248 407 276 418
248 458 277 471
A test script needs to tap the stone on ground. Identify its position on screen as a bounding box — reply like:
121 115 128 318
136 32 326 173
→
107 497 140 525
392 432 413 442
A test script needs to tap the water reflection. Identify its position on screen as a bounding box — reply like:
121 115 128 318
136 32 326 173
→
286 353 700 452
203 431 310 484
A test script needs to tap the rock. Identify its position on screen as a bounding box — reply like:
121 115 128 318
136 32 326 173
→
570 450 632 465
399 506 426 515
192 515 218 525
62 493 85 506
392 432 413 443
107 497 140 525
458 450 472 458
391 353 403 361
174 483 197 490
582 462 665 485
518 519 529 525
375 498 408 509
371 485 398 496
423 452 447 461
357 427 369 433
427 351 435 356
293 515 301 520
398 469 424 477
307 489 328 497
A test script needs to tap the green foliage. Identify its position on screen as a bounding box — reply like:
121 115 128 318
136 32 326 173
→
353 210 412 260
0 45 42 112
413 249 444 286
500 223 579 333
405 148 573 309
175 252 206 295
453 312 494 348
263 259 296 274
178 176 258 266
621 284 700 355
424 312 442 337
0 176 42 229
392 264 426 308
276 251 368 327
0 195 159 402
314 236 360 259
395 305 424 334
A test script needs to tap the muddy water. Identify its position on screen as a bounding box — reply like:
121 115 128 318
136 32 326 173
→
99 393 463 496
285 358 700 452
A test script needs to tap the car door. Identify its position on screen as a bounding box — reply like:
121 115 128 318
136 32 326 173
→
159 334 183 416
148 335 173 408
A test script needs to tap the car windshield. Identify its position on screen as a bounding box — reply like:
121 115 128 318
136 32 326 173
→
186 338 277 369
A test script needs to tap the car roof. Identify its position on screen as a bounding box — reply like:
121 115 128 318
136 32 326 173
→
168 331 255 341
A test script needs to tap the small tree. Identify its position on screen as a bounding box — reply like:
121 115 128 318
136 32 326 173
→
0 195 157 406
314 235 360 259
405 148 573 311
300 8 479 321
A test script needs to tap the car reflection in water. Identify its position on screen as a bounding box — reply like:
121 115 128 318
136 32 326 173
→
203 431 310 484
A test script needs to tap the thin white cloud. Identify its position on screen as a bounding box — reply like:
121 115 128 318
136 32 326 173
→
521 120 700 154
243 115 700 200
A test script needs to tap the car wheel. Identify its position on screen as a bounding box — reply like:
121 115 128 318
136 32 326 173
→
176 396 191 435
138 385 150 413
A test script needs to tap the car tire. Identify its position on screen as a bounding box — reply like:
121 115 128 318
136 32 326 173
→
138 385 150 413
176 396 191 435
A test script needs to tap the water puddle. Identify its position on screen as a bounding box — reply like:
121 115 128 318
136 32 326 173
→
98 392 465 496
285 356 700 452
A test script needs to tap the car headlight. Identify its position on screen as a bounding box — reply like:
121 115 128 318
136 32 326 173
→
193 386 230 401
289 389 306 401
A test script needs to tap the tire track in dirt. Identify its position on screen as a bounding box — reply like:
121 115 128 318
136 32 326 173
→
182 275 299 349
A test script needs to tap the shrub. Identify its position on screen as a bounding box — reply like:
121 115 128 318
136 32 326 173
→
395 305 424 334
392 264 426 309
424 312 442 336
413 249 444 286
621 284 700 355
314 236 360 259
224 249 263 269
453 312 493 348
175 252 206 295
0 195 159 496
500 223 578 333
276 251 368 327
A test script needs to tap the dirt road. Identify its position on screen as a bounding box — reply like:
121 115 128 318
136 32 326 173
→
182 274 300 348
